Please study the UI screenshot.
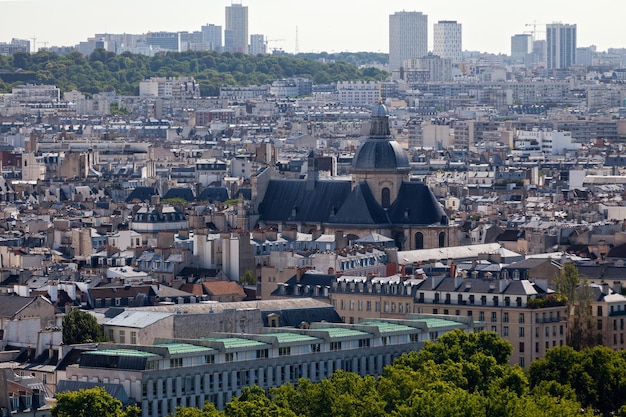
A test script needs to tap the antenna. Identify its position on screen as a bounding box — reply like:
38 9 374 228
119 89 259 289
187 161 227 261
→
295 26 299 55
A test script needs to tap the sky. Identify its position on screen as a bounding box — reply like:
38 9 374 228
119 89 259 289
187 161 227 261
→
0 0 623 55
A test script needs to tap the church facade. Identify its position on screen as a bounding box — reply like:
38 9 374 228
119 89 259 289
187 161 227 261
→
252 103 457 251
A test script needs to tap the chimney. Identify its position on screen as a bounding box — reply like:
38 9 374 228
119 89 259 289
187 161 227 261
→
328 267 334 275
449 262 456 278
602 282 610 296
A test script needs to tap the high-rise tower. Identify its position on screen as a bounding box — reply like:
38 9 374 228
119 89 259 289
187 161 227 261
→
546 23 576 70
433 20 462 64
389 11 428 74
510 34 532 63
225 1 248 54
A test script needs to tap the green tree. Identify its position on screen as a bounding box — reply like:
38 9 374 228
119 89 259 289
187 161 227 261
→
172 402 220 417
554 263 597 349
62 308 104 345
223 386 296 417
52 387 138 417
240 270 257 285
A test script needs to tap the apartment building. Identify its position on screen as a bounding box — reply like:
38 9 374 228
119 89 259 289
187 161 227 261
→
62 317 479 417
329 276 567 367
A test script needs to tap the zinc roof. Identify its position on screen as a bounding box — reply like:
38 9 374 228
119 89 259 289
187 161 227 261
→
313 327 368 339
201 337 268 349
417 317 466 330
85 349 158 358
359 321 416 334
152 343 214 355
262 333 320 343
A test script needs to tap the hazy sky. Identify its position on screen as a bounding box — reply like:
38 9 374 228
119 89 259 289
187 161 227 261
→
0 0 623 54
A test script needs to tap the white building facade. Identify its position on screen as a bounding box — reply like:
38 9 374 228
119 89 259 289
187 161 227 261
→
433 20 462 64
389 11 428 73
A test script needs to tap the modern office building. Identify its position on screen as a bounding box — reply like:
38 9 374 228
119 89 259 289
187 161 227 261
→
146 32 181 52
433 21 462 64
225 1 248 54
546 23 577 70
389 11 428 73
249 34 266 55
61 316 479 416
511 34 533 63
201 24 222 51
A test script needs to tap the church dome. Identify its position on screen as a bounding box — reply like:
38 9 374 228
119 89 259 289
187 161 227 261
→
352 139 410 170
352 102 410 170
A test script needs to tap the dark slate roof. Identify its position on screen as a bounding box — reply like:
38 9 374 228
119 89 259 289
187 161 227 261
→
261 307 342 327
608 243 626 259
0 295 35 318
235 187 252 200
198 187 229 202
352 139 409 170
163 187 195 202
577 264 607 280
270 272 335 297
327 182 389 225
387 182 447 225
498 229 524 242
56 380 129 404
126 187 158 203
259 179 351 223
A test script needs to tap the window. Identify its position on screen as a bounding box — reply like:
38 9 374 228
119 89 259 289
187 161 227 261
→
119 330 125 344
479 311 485 321
491 312 497 322
519 357 525 367
108 329 114 341
503 312 509 323
130 331 137 345
381 187 391 208
256 349 268 359
359 339 370 348
519 313 525 324
491 326 497 332
519 342 525 353
366 301 372 311
279 347 291 356
225 353 234 362
519 327 525 337
330 342 342 351
438 232 445 248
503 326 509 336
358 300 363 311
415 232 424 250
311 344 321 353
205 355 215 364
170 358 183 368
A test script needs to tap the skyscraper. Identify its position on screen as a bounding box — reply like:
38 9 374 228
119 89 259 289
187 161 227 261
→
433 20 462 64
546 23 577 70
201 24 222 51
389 11 428 73
510 34 532 63
225 1 248 54
249 34 266 55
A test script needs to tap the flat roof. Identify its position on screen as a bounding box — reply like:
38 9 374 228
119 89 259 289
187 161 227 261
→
261 333 320 344
358 321 416 334
85 349 158 358
201 337 268 349
417 317 467 330
313 327 369 339
152 343 215 355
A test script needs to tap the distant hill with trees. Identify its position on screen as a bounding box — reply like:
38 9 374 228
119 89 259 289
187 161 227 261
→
0 49 389 97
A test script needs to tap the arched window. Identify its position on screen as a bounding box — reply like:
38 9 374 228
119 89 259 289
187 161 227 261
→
439 232 446 248
381 187 391 209
415 232 424 250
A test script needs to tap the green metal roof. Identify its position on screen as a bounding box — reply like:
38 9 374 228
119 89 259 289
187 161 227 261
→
416 318 466 329
314 327 369 339
152 343 214 355
86 349 158 358
359 321 416 334
201 337 268 349
262 333 320 343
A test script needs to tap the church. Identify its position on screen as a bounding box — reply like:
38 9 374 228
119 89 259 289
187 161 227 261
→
250 101 457 251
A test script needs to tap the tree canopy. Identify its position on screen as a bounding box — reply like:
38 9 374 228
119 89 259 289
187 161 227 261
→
62 308 105 345
0 49 389 97
168 329 596 417
52 387 139 417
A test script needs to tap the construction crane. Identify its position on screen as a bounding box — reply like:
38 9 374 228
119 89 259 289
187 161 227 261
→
264 38 286 53
525 21 546 41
